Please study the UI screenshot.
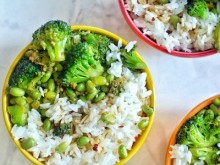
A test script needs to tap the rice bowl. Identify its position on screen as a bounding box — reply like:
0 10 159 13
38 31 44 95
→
2 24 155 165
119 0 220 57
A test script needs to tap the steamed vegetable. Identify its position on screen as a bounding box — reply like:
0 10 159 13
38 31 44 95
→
175 98 220 164
187 0 209 20
32 20 72 62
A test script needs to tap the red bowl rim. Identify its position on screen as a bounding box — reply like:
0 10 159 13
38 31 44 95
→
118 0 218 58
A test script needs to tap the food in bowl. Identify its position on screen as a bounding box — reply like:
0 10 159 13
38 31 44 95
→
167 96 220 165
3 20 154 165
122 0 220 54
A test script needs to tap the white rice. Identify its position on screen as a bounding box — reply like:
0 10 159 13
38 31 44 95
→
125 0 220 52
11 41 152 165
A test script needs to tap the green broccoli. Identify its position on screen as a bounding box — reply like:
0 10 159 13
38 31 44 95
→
82 33 111 64
32 20 72 62
53 123 71 137
62 42 104 85
120 49 147 70
9 57 41 90
176 98 220 164
187 0 209 20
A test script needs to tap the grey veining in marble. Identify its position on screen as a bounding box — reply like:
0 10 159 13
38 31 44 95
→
1 0 220 165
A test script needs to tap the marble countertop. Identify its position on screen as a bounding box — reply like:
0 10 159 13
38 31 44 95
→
1 0 220 165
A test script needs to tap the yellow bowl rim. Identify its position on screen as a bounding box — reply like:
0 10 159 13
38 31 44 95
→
165 94 220 165
2 25 155 165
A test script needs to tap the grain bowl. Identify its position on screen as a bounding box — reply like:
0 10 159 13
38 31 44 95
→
2 21 155 165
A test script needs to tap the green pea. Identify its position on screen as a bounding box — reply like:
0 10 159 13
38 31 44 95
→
47 79 55 91
94 92 106 103
86 90 98 101
43 118 52 131
213 98 220 106
55 142 68 153
10 87 25 97
77 136 90 147
118 145 128 159
106 74 114 83
169 15 180 28
86 80 96 93
157 0 169 4
92 76 107 86
21 138 36 150
14 97 27 106
101 112 116 124
142 104 154 116
76 83 86 92
65 88 76 99
45 91 56 100
55 63 63 71
138 119 149 130
30 89 42 100
41 71 52 83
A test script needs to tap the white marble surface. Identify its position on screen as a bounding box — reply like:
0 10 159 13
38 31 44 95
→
1 0 220 165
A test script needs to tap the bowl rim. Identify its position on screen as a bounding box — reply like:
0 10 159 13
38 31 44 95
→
118 0 218 58
2 25 155 165
165 94 220 165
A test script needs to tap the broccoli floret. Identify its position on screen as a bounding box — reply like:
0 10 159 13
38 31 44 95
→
53 123 71 137
120 49 147 70
9 57 41 90
187 0 209 20
82 33 111 64
62 42 104 85
190 147 219 165
32 20 72 62
176 99 220 164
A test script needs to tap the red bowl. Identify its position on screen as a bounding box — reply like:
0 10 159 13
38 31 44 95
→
118 0 218 58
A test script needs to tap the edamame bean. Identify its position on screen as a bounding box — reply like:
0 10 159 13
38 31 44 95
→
138 119 149 130
106 74 114 83
41 109 47 117
213 98 220 106
65 88 76 99
157 0 169 4
45 91 56 100
8 105 27 126
86 80 96 93
142 104 154 116
118 145 128 159
79 95 87 102
9 87 25 97
76 83 86 92
15 97 26 106
55 63 63 71
30 89 41 100
55 142 68 153
94 92 105 103
101 112 116 124
100 86 109 93
48 79 55 91
77 136 90 147
43 118 52 131
41 71 52 83
86 90 98 101
169 15 180 28
31 100 40 109
92 76 107 86
21 138 36 150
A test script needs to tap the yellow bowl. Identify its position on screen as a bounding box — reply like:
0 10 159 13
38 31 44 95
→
2 25 155 165
165 94 220 165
